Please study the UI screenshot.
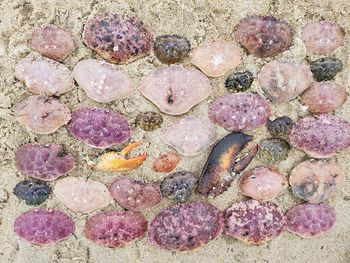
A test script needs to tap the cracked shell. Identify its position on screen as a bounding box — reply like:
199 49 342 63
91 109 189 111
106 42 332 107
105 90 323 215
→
148 201 224 251
224 200 285 245
109 176 161 211
14 96 71 134
139 65 212 115
85 211 147 248
67 107 131 148
83 13 153 64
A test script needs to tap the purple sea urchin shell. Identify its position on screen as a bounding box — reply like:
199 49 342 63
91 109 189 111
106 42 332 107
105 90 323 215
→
301 21 344 55
85 211 148 248
73 59 133 102
14 96 71 134
208 92 270 131
15 143 75 181
139 65 212 115
161 116 216 156
14 209 75 245
148 201 224 251
15 55 74 96
289 114 350 158
258 60 313 103
109 176 161 211
286 203 336 238
224 200 285 245
67 108 131 148
83 13 153 64
30 25 76 61
235 16 293 58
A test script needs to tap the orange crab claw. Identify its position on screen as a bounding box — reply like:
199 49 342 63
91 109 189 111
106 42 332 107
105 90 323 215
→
93 142 147 172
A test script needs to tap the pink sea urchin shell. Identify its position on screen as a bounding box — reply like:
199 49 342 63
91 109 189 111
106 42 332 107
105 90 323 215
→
30 25 76 61
139 65 212 115
85 211 147 247
83 13 153 64
15 55 74 96
191 41 241 77
14 95 71 134
109 176 161 211
73 59 133 102
235 16 293 58
161 116 216 156
148 201 224 251
224 199 285 245
289 114 350 158
53 177 113 214
67 107 131 148
15 143 75 181
208 92 270 131
301 21 344 55
14 209 75 245
286 203 336 238
258 60 313 103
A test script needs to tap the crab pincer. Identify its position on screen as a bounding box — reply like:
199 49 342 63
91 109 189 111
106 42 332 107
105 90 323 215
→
85 142 147 172
198 132 257 197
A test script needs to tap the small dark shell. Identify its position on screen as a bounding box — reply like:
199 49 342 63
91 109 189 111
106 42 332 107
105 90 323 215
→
310 57 343 81
154 35 191 64
14 179 51 205
136 111 163 131
225 71 253 92
224 200 285 244
148 201 224 251
258 138 290 164
267 116 293 137
160 171 198 202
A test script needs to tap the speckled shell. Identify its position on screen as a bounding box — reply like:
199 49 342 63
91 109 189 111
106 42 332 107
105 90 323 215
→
109 176 161 211
235 16 293 58
191 41 241 77
73 59 133 102
14 96 71 134
14 179 51 206
310 57 343 81
258 138 290 164
15 143 75 181
83 13 153 64
286 203 336 238
139 65 212 115
258 60 313 103
136 111 163 131
67 107 131 148
53 177 113 214
289 114 350 158
301 21 344 55
15 55 74 96
208 92 270 131
14 209 75 245
289 160 344 203
161 116 216 156
224 200 285 245
152 152 181 173
148 201 224 251
30 25 76 61
154 35 190 64
85 211 148 247
238 167 287 200
225 71 254 92
300 81 347 113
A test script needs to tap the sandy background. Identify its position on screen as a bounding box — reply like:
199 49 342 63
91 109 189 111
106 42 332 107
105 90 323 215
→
0 0 349 262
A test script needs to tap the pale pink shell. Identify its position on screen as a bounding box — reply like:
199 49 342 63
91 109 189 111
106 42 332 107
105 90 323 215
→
73 59 133 102
191 41 241 77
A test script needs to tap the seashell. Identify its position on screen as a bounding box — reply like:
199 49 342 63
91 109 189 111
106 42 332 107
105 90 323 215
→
154 35 190 64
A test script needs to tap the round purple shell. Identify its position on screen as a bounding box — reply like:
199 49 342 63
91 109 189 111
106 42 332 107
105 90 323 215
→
148 201 224 251
286 203 336 238
14 209 75 245
209 92 270 131
15 143 75 181
67 108 131 148
289 114 350 158
224 199 285 245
